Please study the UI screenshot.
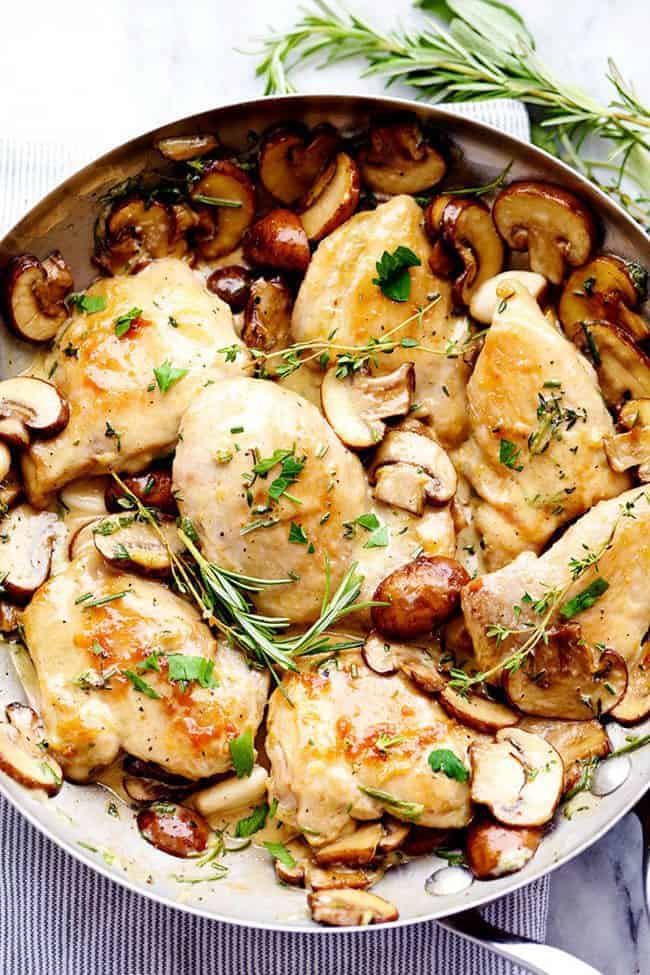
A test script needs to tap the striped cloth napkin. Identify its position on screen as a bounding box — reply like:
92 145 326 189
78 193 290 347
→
0 98 551 975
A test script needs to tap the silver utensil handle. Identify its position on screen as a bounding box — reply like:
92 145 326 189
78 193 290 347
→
437 909 603 974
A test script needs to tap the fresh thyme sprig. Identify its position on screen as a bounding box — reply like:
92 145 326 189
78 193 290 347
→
250 0 650 228
110 474 371 683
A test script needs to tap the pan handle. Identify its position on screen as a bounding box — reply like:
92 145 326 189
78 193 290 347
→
437 909 603 975
631 787 650 919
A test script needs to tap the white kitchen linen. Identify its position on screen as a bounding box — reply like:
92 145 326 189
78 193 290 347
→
0 97 548 975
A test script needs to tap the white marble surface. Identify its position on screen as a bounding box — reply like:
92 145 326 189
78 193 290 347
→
0 1 648 972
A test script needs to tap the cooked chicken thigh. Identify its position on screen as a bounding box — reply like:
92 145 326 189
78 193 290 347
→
266 653 474 844
462 487 650 721
22 550 268 781
22 258 248 506
173 377 370 624
291 195 471 447
453 282 629 568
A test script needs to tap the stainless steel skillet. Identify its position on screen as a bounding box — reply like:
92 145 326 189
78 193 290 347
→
0 93 649 974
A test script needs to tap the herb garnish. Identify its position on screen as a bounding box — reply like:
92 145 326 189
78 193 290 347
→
66 293 107 314
264 841 296 868
104 421 123 452
428 748 470 782
230 729 255 778
358 785 424 820
123 669 160 699
114 307 143 338
235 803 269 838
288 522 309 545
559 578 610 620
153 360 189 394
193 194 243 208
499 438 523 471
372 246 421 302
166 654 218 688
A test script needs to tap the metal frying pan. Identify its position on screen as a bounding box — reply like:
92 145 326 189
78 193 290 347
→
0 94 648 974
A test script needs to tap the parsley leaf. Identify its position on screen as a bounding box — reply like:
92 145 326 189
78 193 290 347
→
428 748 469 782
264 841 296 868
230 729 254 778
372 246 421 302
288 522 308 545
166 654 218 688
122 669 160 699
153 360 189 394
114 307 143 338
355 512 380 532
67 293 107 314
235 802 269 838
363 524 389 549
559 578 610 620
358 785 424 820
499 438 523 471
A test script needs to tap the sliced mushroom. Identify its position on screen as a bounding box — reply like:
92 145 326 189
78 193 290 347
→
307 888 398 926
321 364 415 450
259 124 339 205
0 377 69 444
0 416 29 449
402 826 452 857
503 625 627 720
368 429 457 507
466 818 542 879
191 764 268 817
559 255 649 343
123 754 194 786
298 152 361 242
0 702 62 796
4 252 73 342
0 443 10 484
573 321 650 408
493 181 596 284
275 839 309 886
105 469 176 515
604 406 650 479
206 264 252 312
469 270 548 325
358 118 446 195
361 631 398 675
611 642 650 725
306 863 380 891
98 197 185 275
425 196 504 305
0 465 23 512
123 775 189 804
0 505 58 602
191 161 256 259
155 133 219 161
243 209 310 274
518 718 611 794
470 728 564 828
314 822 384 867
371 555 469 639
93 514 184 577
241 276 293 373
439 685 519 734
372 464 432 516
395 641 447 694
0 601 20 633
378 816 411 854
137 802 211 858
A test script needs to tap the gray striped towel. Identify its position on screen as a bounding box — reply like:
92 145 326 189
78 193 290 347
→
0 99 551 975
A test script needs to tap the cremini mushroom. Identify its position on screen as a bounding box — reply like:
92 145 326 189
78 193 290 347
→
241 277 293 373
306 863 381 892
275 839 309 886
320 363 415 450
439 685 519 734
206 265 252 312
98 197 186 274
394 641 448 694
358 117 446 195
425 196 504 306
105 468 176 515
259 124 339 205
314 823 384 867
470 728 564 828
469 270 548 324
604 398 650 480
0 504 58 603
518 718 611 794
123 775 189 804
378 817 411 854
0 464 22 513
243 209 311 274
92 514 184 577
298 152 361 242
4 252 73 342
573 321 650 408
466 818 542 879
0 377 69 447
503 625 628 720
493 181 596 284
371 556 469 639
0 443 10 484
368 427 457 511
137 802 212 858
307 887 398 926
611 642 650 725
0 702 63 796
191 764 268 817
361 631 398 676
0 601 20 634
402 826 452 857
155 133 219 161
560 255 649 343
191 160 256 259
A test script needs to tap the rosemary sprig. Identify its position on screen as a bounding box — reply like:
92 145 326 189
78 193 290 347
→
250 0 650 228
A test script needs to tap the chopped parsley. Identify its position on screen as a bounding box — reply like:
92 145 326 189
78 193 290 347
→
114 307 143 338
153 360 189 393
559 577 610 620
428 748 469 782
230 729 254 778
264 841 295 868
122 669 160 699
499 438 523 471
372 246 421 302
358 785 424 820
166 654 218 688
288 522 308 545
66 293 107 314
235 802 268 838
